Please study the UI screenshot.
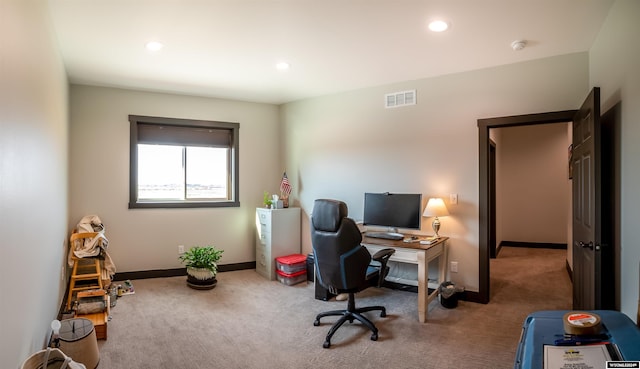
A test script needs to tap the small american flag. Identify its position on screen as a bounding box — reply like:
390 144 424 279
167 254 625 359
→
280 172 292 196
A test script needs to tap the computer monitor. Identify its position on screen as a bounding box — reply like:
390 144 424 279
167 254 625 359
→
363 192 422 234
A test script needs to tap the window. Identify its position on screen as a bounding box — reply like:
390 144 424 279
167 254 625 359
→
129 115 239 209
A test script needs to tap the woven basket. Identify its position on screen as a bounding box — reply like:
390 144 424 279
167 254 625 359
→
20 348 86 369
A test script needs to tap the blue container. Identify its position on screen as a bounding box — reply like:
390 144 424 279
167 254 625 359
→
514 310 640 369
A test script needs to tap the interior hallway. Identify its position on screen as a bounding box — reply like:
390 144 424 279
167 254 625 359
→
491 246 572 310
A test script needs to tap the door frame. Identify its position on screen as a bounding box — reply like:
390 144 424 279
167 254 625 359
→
476 110 577 304
489 139 497 258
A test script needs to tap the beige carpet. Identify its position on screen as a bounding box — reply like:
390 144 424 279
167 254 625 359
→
96 247 571 369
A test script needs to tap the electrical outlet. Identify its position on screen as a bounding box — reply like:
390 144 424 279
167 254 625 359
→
178 245 185 254
450 261 458 273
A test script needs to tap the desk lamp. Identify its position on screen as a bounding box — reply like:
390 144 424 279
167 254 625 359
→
423 198 449 238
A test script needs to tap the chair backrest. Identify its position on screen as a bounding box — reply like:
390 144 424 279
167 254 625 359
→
310 199 371 293
69 230 103 259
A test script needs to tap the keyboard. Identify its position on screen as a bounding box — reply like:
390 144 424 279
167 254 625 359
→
365 232 404 240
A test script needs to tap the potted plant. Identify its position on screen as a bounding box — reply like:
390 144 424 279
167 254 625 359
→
179 245 224 290
263 191 273 208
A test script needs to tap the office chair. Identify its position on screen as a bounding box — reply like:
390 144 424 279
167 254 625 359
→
310 199 395 348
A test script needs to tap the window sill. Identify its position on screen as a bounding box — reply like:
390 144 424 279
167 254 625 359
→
128 200 240 209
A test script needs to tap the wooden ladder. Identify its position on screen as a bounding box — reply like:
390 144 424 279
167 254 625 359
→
66 232 104 310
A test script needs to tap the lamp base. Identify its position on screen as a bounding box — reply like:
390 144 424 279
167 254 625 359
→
432 217 441 238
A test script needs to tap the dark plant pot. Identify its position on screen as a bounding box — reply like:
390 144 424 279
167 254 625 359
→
186 274 217 290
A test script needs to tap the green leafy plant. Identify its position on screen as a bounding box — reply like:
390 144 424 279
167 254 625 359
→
263 191 273 207
179 246 224 275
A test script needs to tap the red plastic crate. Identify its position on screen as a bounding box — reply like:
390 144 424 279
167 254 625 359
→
275 254 307 274
275 269 307 286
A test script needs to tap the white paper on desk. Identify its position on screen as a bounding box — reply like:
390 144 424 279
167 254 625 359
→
419 237 439 245
543 344 612 369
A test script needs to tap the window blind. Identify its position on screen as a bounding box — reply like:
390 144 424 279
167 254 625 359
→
137 123 231 148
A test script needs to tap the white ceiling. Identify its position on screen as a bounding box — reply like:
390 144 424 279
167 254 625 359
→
47 0 614 105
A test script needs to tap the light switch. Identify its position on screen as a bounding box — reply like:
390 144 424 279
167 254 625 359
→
451 261 458 273
450 194 458 205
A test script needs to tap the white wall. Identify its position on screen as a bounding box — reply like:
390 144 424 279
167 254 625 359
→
497 124 571 244
68 85 281 273
281 52 589 292
589 0 640 322
0 0 69 367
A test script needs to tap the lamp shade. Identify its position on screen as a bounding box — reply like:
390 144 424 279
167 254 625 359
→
422 198 449 217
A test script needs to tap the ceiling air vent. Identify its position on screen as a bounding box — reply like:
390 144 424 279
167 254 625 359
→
384 90 416 109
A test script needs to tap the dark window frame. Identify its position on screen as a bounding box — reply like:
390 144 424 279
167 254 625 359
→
129 115 240 209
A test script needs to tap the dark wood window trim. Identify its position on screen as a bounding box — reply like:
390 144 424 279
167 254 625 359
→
129 115 240 209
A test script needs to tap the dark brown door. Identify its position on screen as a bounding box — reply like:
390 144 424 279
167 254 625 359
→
571 87 602 309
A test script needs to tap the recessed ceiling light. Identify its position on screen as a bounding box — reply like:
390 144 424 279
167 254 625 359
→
276 61 290 71
145 41 164 51
428 20 449 32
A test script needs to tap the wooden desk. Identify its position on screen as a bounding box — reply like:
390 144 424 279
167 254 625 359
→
362 235 448 323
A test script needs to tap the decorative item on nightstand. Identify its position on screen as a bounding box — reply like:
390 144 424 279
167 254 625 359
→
422 197 449 238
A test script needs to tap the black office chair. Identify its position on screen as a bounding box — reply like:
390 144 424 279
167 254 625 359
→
310 199 395 348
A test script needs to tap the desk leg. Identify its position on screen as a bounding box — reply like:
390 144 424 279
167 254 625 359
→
439 241 447 290
417 250 427 323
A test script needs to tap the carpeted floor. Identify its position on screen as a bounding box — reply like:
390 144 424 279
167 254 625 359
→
96 246 571 369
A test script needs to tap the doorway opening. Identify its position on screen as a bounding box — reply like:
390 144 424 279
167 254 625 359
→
489 122 574 308
477 110 577 304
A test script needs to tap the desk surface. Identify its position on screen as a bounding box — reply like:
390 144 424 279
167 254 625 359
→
362 235 448 250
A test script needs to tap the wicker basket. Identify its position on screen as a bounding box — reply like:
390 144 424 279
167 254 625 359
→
20 348 86 369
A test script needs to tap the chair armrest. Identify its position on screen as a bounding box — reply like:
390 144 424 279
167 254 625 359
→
372 248 395 262
371 248 395 287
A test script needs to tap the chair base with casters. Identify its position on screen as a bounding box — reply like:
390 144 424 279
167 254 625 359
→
314 291 386 348
313 248 394 348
